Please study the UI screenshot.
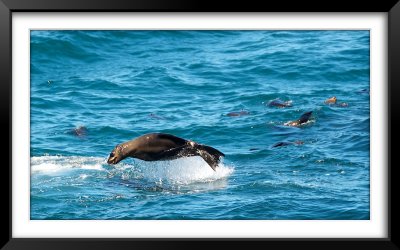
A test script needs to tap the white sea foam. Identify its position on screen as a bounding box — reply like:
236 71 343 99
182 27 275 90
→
30 155 234 184
31 155 106 173
131 156 234 184
283 119 315 127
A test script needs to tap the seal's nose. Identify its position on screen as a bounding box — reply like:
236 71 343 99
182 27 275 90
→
107 152 115 164
107 157 114 164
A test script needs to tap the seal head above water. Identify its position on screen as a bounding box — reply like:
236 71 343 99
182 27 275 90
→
324 96 337 104
324 96 348 107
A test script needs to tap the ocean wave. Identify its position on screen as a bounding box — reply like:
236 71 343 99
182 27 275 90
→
31 156 106 173
31 37 102 63
30 30 370 219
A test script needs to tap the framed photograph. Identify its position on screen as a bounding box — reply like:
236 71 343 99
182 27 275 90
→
2 0 398 249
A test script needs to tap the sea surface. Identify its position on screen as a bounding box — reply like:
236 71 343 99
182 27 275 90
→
30 30 370 219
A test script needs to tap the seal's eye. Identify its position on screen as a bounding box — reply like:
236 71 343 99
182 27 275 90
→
110 152 114 157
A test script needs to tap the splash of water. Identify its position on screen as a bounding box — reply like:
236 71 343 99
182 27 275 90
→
125 156 234 184
31 155 104 173
31 155 234 185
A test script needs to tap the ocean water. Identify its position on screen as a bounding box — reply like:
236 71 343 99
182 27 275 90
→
30 30 370 220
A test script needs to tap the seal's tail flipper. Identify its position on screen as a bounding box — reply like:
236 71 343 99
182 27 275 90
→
196 144 225 171
298 111 313 124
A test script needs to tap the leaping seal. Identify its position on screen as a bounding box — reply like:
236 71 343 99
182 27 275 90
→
107 133 225 171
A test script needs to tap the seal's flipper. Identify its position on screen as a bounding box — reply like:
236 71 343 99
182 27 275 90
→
199 144 225 158
195 144 224 171
159 146 197 159
157 145 222 171
197 150 218 171
298 111 313 124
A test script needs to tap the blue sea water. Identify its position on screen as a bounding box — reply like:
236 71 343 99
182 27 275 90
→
30 30 370 220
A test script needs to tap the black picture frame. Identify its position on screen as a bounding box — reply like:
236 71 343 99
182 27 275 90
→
1 0 399 249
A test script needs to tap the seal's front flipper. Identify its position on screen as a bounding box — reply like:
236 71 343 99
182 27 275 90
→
159 146 196 159
298 111 313 124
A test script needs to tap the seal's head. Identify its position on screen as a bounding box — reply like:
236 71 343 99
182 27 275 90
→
107 145 124 164
325 96 337 104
